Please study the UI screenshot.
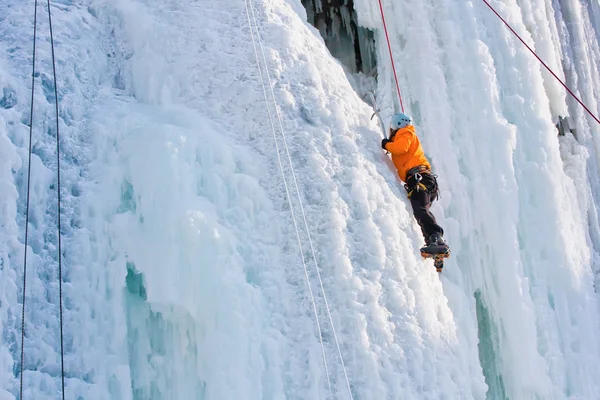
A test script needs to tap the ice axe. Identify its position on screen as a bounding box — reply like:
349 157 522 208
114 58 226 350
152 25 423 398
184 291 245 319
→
362 91 388 139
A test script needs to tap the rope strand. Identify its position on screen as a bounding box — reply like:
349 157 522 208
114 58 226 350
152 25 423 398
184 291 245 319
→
46 0 66 396
246 2 354 398
243 0 334 397
21 1 65 398
377 0 405 112
481 0 600 125
20 1 39 396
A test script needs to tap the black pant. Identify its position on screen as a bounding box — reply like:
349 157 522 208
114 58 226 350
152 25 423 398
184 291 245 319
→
405 171 444 241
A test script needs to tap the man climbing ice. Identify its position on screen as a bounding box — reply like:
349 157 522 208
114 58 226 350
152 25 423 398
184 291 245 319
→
381 113 450 257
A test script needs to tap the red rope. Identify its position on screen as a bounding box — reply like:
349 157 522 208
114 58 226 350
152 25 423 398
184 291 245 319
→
377 0 405 112
481 0 600 125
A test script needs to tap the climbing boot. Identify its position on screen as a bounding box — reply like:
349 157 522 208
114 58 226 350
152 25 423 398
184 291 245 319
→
421 234 450 259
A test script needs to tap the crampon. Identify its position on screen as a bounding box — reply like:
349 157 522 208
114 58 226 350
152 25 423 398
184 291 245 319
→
420 246 450 273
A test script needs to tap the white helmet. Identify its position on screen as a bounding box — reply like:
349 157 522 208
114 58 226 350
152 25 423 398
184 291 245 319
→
389 113 412 130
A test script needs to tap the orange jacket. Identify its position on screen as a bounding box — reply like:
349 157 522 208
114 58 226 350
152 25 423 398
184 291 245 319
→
384 125 431 182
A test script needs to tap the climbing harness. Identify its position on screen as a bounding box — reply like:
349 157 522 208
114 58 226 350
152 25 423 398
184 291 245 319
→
404 166 439 200
20 1 66 399
404 174 429 198
243 1 353 398
481 0 600 126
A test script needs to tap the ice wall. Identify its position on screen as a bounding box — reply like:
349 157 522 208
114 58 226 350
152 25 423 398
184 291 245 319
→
355 0 600 398
1 0 600 399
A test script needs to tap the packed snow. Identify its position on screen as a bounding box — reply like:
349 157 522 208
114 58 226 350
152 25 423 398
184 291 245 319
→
1 0 600 399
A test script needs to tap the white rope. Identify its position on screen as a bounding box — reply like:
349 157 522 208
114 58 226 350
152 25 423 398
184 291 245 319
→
246 1 354 399
243 0 334 397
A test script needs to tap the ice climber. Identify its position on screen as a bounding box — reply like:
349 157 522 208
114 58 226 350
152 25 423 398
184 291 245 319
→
381 113 450 256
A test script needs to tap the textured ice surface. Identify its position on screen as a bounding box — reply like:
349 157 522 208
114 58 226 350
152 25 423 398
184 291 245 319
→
1 0 600 398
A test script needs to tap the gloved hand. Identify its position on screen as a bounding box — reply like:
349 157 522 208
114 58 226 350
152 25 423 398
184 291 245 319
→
381 138 391 150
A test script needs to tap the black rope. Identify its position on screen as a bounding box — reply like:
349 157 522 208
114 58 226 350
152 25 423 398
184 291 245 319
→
46 0 66 397
19 0 38 398
20 0 65 398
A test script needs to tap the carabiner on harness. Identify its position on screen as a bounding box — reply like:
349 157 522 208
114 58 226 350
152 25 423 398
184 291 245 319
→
405 172 428 198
